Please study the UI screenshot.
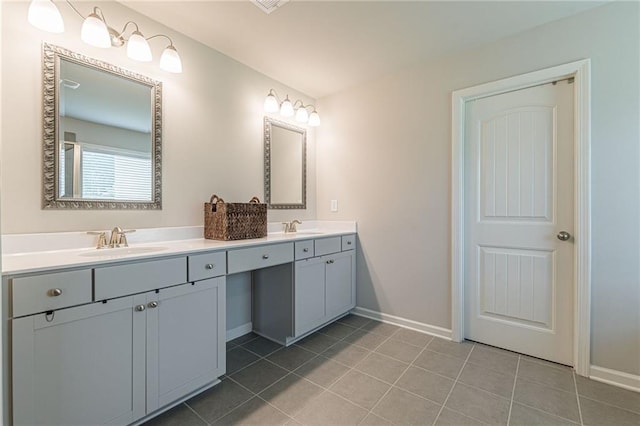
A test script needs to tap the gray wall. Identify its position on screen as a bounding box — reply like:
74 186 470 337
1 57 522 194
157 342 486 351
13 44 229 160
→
316 1 640 376
0 1 317 234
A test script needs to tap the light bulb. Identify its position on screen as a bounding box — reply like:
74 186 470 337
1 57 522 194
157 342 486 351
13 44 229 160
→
127 31 152 62
159 45 183 73
295 107 309 123
28 0 64 33
308 111 321 127
264 91 279 113
280 96 294 117
81 11 110 48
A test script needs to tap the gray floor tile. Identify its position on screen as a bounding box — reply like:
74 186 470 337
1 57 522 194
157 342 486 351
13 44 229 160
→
355 352 409 384
330 369 391 409
435 408 486 426
375 338 423 363
361 320 401 337
294 391 368 425
513 378 580 423
391 328 433 348
230 359 289 393
580 396 640 426
337 314 372 329
520 354 572 371
229 333 258 346
413 350 465 379
241 336 283 357
318 322 358 339
575 375 640 414
427 338 474 359
467 344 518 375
226 346 260 374
294 332 339 354
445 383 510 426
342 329 389 350
321 340 370 366
458 362 516 399
259 374 323 416
359 413 392 425
294 355 351 387
266 345 317 371
372 387 441 425
212 397 290 425
517 359 575 393
396 366 454 404
186 378 253 423
509 402 579 426
145 404 207 426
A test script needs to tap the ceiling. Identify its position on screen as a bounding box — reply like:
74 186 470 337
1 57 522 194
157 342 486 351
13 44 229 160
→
121 0 607 99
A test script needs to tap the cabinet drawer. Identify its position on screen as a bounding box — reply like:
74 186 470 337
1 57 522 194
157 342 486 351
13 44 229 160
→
295 240 314 260
228 243 293 274
314 237 341 256
94 257 187 300
188 251 227 281
342 235 356 251
11 269 92 317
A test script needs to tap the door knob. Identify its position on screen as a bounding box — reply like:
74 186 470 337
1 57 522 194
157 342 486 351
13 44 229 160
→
557 231 571 241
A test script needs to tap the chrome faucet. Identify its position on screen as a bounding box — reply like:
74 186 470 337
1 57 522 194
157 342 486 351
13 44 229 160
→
108 227 123 248
282 220 302 233
88 227 136 249
108 226 136 248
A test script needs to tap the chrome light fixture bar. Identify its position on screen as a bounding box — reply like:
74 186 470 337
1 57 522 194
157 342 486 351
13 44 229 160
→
27 0 183 73
264 89 320 126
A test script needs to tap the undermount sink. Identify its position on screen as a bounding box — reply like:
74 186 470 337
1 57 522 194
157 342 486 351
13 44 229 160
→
79 246 168 257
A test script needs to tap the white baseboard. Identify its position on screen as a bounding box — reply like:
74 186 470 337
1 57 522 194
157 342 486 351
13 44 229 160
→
352 307 452 340
226 322 252 341
590 365 640 393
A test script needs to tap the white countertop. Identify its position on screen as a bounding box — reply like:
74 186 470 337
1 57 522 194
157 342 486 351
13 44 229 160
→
2 221 356 275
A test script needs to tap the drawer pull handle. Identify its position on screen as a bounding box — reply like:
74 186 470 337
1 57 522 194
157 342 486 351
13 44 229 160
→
205 263 215 270
148 301 159 309
303 248 309 253
347 241 352 245
135 304 146 312
262 254 270 259
48 288 63 297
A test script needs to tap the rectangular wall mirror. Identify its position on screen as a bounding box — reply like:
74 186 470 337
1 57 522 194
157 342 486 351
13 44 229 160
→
264 117 306 209
42 43 162 209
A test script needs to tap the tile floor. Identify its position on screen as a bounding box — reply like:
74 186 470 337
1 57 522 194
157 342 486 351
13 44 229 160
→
145 315 640 426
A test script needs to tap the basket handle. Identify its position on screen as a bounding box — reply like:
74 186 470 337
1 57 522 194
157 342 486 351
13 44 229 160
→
210 194 225 204
249 196 261 204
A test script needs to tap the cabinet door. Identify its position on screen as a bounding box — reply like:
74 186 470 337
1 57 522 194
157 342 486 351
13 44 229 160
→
146 277 226 412
12 295 146 426
325 250 356 319
294 257 326 337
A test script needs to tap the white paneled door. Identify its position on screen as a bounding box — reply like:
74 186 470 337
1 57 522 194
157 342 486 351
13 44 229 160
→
464 81 574 365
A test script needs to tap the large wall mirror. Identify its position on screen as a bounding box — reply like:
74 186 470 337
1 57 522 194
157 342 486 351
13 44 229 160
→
42 43 162 209
264 117 306 209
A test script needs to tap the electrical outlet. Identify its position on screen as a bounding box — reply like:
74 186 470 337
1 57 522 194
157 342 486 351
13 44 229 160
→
330 199 338 212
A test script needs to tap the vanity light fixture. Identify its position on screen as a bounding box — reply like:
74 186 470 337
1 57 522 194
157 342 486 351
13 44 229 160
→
263 89 321 126
27 0 183 73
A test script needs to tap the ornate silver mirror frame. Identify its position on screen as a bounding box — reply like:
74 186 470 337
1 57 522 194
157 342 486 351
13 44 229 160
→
42 43 162 209
264 117 307 209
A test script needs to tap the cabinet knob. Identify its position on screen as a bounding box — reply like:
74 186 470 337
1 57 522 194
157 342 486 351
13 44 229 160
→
205 263 215 270
48 288 63 297
303 248 309 253
326 259 335 264
347 241 352 245
148 301 159 309
135 304 146 312
262 254 270 259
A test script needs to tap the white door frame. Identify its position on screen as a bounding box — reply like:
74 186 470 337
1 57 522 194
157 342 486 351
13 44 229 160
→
451 59 591 376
